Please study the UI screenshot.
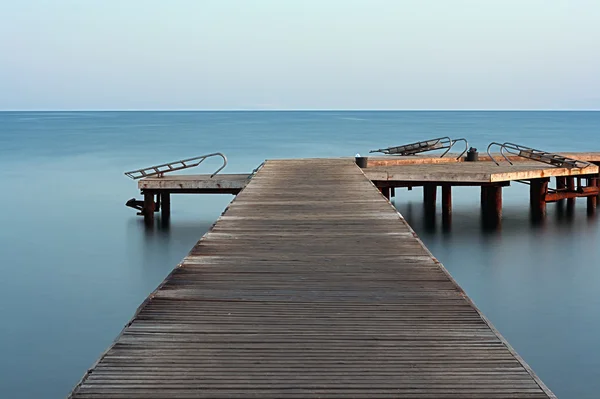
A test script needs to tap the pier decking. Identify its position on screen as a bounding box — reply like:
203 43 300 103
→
71 159 555 398
364 161 599 183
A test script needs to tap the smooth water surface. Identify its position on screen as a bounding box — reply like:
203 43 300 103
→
1 111 599 398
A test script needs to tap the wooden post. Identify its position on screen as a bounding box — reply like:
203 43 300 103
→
379 186 390 200
155 193 161 212
162 192 171 218
588 177 597 215
566 177 576 212
390 187 395 198
530 178 549 220
556 176 566 205
143 191 155 224
423 184 437 206
481 185 502 227
441 185 452 215
423 184 437 229
555 176 566 214
423 184 437 213
440 185 451 231
439 184 450 230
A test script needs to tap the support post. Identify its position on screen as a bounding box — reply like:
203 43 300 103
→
555 176 566 214
423 184 437 213
566 177 576 213
423 184 437 230
588 177 597 215
441 184 452 231
390 187 395 198
481 185 502 227
161 192 171 219
143 191 155 224
530 178 549 221
379 186 391 200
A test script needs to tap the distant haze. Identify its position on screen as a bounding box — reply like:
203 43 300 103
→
2 0 599 110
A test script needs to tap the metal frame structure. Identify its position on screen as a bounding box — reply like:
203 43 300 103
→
370 137 469 159
486 142 591 169
124 152 228 179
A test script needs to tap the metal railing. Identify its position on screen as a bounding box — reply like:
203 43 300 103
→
124 152 228 179
486 142 591 169
370 137 469 159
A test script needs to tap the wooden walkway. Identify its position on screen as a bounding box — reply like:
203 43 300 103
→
70 159 556 398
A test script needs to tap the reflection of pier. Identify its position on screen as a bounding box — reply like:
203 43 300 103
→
71 159 556 399
365 153 600 227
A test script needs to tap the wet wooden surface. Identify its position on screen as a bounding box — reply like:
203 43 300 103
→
70 159 555 398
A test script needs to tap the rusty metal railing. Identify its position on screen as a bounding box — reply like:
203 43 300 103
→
486 142 591 169
124 152 228 179
370 137 468 159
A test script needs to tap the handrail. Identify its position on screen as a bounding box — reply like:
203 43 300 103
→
124 152 228 179
370 137 469 160
486 142 591 169
446 138 469 159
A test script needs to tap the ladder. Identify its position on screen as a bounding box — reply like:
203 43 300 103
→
124 152 228 179
370 137 468 159
486 142 591 169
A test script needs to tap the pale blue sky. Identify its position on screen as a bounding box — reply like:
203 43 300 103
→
1 0 599 110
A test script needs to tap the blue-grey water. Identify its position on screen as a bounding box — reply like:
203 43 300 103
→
1 111 599 398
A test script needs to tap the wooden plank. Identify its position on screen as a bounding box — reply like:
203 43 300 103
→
138 174 251 190
364 162 598 184
70 159 556 398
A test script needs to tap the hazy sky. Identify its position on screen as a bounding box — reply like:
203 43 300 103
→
2 0 599 110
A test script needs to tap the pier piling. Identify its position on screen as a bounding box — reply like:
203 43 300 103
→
481 185 503 227
588 177 597 215
161 192 171 218
530 178 549 220
143 191 155 224
423 183 437 212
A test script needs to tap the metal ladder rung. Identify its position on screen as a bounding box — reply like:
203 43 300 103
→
124 152 228 179
370 137 468 159
490 142 591 169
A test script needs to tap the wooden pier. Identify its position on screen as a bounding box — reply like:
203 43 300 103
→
71 159 556 398
127 174 251 222
366 156 600 226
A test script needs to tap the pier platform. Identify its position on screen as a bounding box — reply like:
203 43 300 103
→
364 154 600 225
364 161 599 184
71 159 555 398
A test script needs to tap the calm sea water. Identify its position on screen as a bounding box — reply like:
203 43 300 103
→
1 111 599 398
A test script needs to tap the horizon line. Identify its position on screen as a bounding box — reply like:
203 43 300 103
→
1 108 600 112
